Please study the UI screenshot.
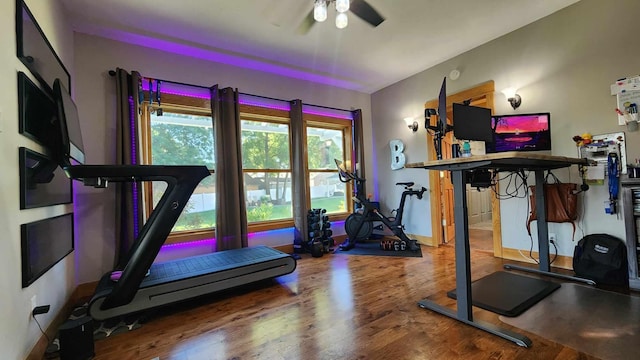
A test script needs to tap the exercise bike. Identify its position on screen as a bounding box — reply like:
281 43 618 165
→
335 160 426 251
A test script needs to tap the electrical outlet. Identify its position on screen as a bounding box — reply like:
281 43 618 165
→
548 233 557 244
30 295 37 311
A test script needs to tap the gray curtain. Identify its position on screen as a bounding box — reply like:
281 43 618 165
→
290 99 309 250
352 109 366 194
114 68 143 268
211 86 248 250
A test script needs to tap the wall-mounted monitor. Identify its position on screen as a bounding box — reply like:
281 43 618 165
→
18 71 58 145
53 79 85 165
21 213 74 287
16 0 71 93
453 103 493 143
486 113 551 153
19 147 72 209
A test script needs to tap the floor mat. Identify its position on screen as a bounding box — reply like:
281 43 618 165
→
333 241 422 257
447 271 560 317
500 283 640 360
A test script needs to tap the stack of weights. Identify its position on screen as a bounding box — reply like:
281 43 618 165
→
306 208 334 257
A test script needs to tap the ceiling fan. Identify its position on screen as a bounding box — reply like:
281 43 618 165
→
298 0 385 34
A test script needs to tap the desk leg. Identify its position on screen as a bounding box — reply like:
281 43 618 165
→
418 170 532 347
534 170 551 271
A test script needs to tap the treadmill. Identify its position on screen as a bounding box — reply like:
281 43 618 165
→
50 79 296 321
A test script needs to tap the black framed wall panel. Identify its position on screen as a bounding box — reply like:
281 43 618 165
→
15 0 71 93
21 213 74 288
18 71 58 145
19 147 72 209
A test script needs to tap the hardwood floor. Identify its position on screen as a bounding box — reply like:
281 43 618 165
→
90 241 597 360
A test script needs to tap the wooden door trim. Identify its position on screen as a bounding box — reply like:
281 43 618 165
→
424 81 502 256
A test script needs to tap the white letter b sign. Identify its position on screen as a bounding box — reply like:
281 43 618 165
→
390 139 405 170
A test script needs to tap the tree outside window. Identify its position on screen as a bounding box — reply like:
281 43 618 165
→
241 119 292 223
149 110 216 231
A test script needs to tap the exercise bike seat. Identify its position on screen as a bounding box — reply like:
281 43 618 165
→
395 182 414 187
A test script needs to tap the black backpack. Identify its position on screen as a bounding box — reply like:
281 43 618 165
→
573 234 628 287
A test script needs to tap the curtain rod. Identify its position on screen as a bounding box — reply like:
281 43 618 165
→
238 92 354 113
107 70 356 113
107 70 211 90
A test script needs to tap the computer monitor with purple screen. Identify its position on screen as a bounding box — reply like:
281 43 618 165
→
486 113 551 153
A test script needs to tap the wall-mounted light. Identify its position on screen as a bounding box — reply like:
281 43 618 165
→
405 117 419 132
502 87 522 110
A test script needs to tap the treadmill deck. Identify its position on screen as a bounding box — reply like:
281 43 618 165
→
89 246 296 320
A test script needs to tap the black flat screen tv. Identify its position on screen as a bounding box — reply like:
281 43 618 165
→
486 113 551 153
53 79 85 165
21 213 74 287
452 103 493 143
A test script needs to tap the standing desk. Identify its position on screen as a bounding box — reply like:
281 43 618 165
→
406 152 589 347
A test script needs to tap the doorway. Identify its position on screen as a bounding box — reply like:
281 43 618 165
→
425 81 503 257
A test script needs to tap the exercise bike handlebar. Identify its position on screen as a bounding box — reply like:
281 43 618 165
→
404 186 427 200
335 159 426 199
335 159 364 184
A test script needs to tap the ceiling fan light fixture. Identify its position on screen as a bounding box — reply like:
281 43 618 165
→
336 12 348 29
314 0 328 22
336 0 350 13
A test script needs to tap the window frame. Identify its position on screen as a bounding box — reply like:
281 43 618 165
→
139 94 216 245
239 104 295 232
304 113 354 222
138 89 357 243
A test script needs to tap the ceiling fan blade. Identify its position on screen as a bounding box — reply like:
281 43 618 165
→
350 0 385 27
296 8 316 35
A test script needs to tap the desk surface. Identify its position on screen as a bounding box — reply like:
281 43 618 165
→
406 152 588 171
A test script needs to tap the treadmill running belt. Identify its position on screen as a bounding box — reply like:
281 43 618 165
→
142 246 289 287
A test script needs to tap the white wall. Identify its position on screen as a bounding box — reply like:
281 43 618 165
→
0 1 75 358
371 0 640 256
73 33 371 283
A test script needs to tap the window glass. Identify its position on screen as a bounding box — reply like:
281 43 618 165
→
306 126 349 214
151 112 214 168
241 118 292 223
149 110 216 231
244 172 292 222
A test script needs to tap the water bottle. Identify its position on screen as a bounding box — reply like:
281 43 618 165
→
462 141 472 157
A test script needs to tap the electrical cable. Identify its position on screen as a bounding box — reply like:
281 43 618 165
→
32 313 51 345
491 170 529 200
550 239 558 265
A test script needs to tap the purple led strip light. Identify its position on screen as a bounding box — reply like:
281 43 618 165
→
141 79 352 119
161 238 215 250
238 99 290 112
302 108 353 119
129 96 139 237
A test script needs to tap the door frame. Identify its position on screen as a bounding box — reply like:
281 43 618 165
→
424 81 503 258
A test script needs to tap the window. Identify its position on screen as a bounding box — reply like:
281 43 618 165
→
141 100 216 243
240 105 293 230
305 115 352 217
138 83 359 242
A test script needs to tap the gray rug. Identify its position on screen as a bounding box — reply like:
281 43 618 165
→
499 283 640 360
334 241 422 257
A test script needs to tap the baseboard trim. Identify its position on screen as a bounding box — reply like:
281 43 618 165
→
501 247 573 270
25 282 97 360
274 244 294 254
407 233 436 247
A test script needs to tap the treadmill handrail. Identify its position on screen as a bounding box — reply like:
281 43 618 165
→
65 164 211 309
